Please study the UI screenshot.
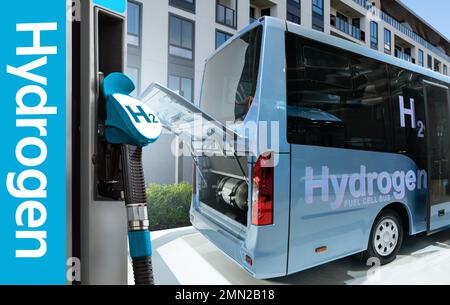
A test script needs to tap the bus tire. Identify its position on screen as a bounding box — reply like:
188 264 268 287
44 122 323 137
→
363 209 404 266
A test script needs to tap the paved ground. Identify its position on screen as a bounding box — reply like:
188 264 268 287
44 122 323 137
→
128 226 450 285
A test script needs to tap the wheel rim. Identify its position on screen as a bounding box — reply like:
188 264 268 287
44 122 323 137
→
373 218 399 257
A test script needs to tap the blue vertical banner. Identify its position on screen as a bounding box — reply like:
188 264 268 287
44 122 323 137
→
0 0 67 284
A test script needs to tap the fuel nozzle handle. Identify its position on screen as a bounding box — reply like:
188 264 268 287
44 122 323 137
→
102 73 162 285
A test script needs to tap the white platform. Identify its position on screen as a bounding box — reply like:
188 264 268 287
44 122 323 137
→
128 226 450 285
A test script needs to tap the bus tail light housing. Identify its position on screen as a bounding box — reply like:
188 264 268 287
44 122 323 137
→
251 153 274 226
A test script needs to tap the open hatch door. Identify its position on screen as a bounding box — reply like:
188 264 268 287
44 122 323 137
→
138 83 252 181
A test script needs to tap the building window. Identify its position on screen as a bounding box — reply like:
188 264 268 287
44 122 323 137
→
312 0 324 31
216 0 237 28
434 59 441 73
261 8 271 17
168 75 193 102
427 55 433 69
287 0 301 24
418 49 424 67
336 12 348 23
384 29 391 54
169 15 194 60
370 21 378 50
312 0 323 15
127 1 141 47
250 7 256 23
215 30 233 49
444 65 448 76
169 0 195 13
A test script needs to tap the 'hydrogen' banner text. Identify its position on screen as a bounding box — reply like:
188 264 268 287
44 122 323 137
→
0 0 67 284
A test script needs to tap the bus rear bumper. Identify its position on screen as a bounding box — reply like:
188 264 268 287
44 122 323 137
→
190 206 255 276
190 205 287 280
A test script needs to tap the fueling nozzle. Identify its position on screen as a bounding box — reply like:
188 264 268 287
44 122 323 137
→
102 72 162 285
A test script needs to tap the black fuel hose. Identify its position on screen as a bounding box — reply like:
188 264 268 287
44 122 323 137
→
121 145 154 285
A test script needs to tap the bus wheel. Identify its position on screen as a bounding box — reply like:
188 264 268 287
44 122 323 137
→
363 209 404 266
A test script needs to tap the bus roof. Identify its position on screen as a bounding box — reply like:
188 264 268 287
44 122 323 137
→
207 17 450 86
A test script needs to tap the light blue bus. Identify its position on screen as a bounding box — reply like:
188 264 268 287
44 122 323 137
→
142 17 450 279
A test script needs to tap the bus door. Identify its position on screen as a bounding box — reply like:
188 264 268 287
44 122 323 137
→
424 80 450 233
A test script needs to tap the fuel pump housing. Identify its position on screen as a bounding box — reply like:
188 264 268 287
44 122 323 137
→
72 0 129 285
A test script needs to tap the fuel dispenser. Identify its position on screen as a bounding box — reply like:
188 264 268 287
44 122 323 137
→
71 0 242 285
72 0 137 285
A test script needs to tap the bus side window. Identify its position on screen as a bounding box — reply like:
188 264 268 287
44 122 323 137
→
388 66 427 169
286 33 390 153
349 55 390 151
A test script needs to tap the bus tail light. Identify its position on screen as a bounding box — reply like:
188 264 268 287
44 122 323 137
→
251 153 274 226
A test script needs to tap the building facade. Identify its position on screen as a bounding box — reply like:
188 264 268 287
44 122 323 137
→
127 0 450 184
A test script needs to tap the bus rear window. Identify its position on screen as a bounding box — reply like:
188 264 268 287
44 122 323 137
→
200 26 262 124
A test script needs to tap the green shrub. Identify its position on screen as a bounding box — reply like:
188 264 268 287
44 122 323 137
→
146 183 192 231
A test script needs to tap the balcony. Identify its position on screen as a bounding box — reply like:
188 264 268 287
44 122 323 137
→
395 49 413 63
216 3 236 28
351 0 450 63
331 15 364 42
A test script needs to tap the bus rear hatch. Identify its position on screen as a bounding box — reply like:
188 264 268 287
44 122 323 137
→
139 83 251 226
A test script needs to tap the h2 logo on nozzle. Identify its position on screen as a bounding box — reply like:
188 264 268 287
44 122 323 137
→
125 105 159 124
110 93 163 143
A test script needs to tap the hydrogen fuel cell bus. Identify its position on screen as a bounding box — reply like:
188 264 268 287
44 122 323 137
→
141 17 450 279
